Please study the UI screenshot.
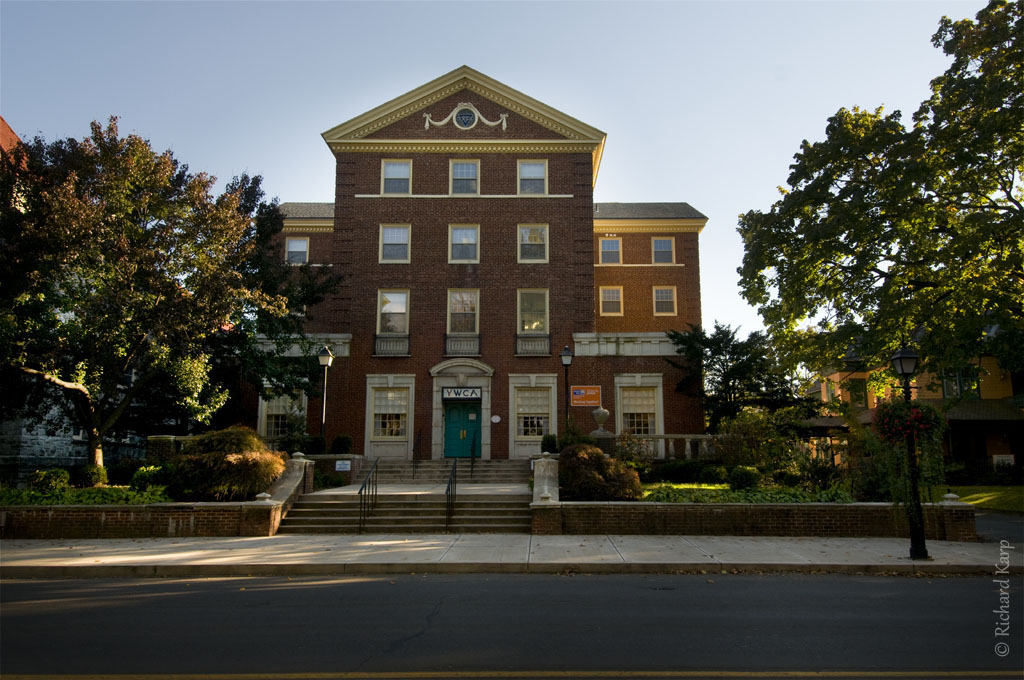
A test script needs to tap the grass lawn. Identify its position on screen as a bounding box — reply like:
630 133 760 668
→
929 485 1024 513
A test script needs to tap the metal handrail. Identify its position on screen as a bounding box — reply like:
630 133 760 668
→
358 458 379 532
444 459 457 532
470 428 478 476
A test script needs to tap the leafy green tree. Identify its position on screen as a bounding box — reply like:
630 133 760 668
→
737 0 1023 375
667 322 806 433
0 118 322 467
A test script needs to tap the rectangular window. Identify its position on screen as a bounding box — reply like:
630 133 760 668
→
451 160 479 195
448 289 479 334
942 368 979 399
382 160 411 194
379 225 410 263
263 391 305 439
518 160 547 195
449 225 479 263
600 286 623 316
599 238 621 264
621 387 656 435
378 290 408 334
515 387 551 438
653 286 677 315
286 237 308 264
847 378 868 408
518 224 548 263
518 289 548 334
652 238 675 264
372 388 409 439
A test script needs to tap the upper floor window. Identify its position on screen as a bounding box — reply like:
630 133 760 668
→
599 237 621 264
518 289 548 334
600 286 623 316
449 225 480 263
942 368 979 399
518 160 547 195
847 378 868 408
518 224 548 263
653 286 677 316
448 289 479 334
378 290 409 334
379 225 411 263
382 160 411 194
450 160 479 195
286 237 309 264
652 237 675 264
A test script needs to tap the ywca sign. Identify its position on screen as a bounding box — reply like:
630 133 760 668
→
442 387 482 400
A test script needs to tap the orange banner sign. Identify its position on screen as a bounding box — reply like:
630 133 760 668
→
571 386 602 407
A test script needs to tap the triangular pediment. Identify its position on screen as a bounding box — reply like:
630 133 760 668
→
322 66 607 181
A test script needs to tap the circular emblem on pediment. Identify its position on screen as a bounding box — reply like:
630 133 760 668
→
454 107 477 129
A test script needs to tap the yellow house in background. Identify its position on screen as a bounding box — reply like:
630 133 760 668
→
816 356 1023 469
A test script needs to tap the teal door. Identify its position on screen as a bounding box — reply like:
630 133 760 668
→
444 402 481 458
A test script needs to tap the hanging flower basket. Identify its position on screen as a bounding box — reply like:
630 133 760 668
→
873 399 945 445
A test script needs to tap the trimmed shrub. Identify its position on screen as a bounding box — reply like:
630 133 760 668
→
28 468 70 493
130 465 164 492
330 435 353 456
650 459 707 483
165 426 286 501
728 465 761 491
541 434 559 454
106 457 147 485
699 465 728 485
72 464 108 487
559 444 642 501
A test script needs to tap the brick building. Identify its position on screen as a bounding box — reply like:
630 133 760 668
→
262 66 707 460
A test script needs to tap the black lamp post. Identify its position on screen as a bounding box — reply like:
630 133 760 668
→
560 345 574 435
317 345 334 438
891 346 929 560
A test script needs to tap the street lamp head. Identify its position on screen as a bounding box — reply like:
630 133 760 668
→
890 346 919 378
318 345 335 368
560 345 574 367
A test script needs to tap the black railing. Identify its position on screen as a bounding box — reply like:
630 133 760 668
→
445 334 480 356
375 335 410 356
516 334 550 356
444 459 457 532
358 458 379 532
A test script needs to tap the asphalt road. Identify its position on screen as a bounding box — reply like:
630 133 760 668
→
2 574 1022 680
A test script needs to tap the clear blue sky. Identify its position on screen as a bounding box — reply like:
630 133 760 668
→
0 0 987 335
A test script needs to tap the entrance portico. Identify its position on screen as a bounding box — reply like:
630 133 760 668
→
430 359 493 460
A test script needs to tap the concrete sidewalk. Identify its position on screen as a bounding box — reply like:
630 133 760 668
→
2 533 1021 578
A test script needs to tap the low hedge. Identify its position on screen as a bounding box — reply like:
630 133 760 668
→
0 485 172 506
643 484 854 504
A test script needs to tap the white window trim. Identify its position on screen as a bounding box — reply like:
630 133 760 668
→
380 159 412 195
508 374 558 455
651 237 675 264
653 286 678 316
599 237 621 265
377 289 410 335
517 159 548 196
599 286 624 316
517 223 549 264
364 375 416 459
378 224 411 264
449 159 480 196
285 236 309 265
517 288 549 335
448 224 480 264
256 390 308 438
613 374 665 456
447 288 480 335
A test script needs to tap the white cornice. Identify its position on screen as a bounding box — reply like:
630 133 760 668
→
594 219 707 234
283 219 334 233
325 139 603 154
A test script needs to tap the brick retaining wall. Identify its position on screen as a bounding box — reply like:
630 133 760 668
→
0 458 316 540
532 502 976 541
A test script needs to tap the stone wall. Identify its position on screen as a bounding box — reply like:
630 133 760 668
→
531 501 976 542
